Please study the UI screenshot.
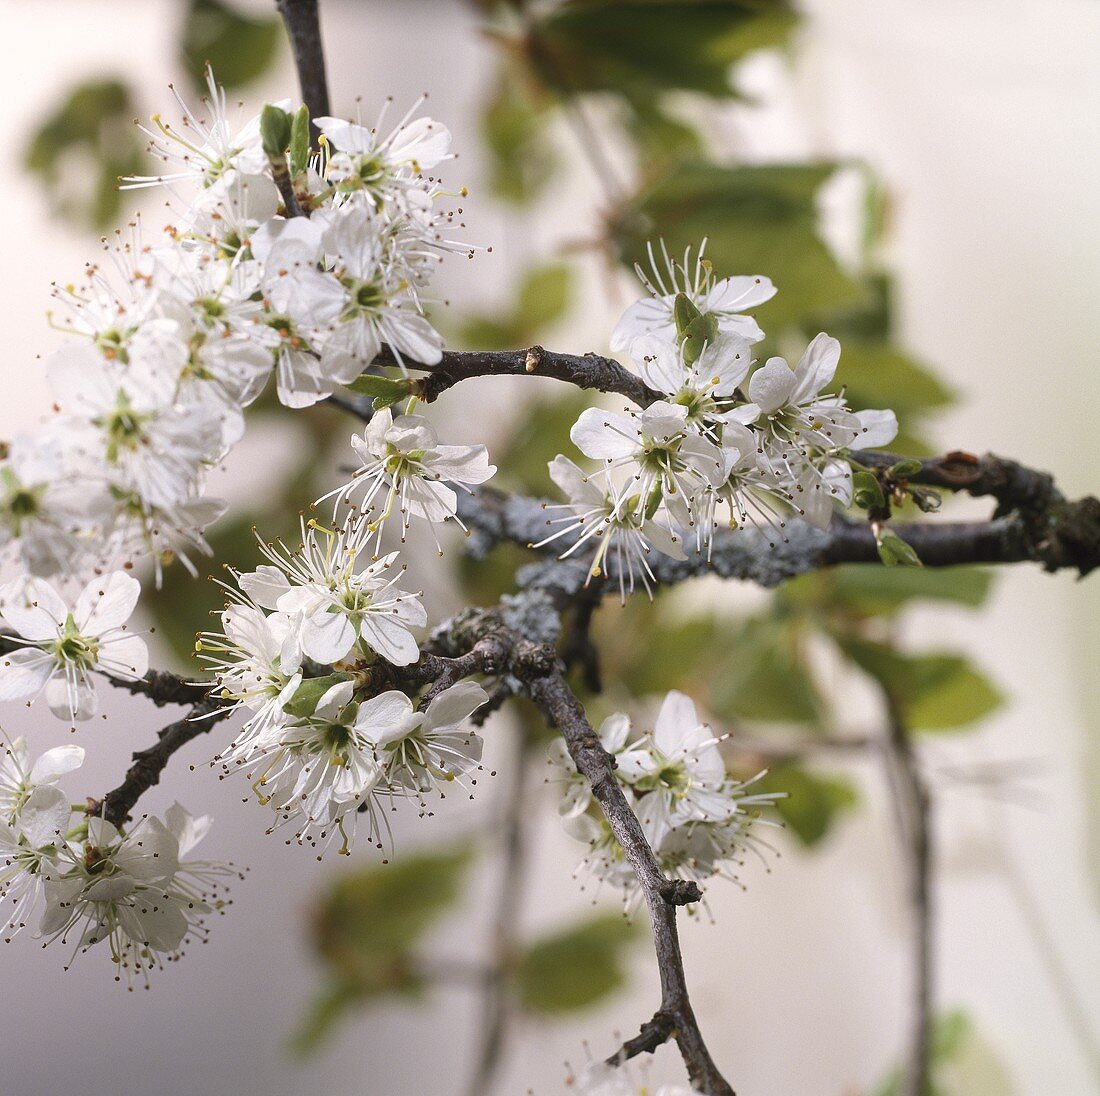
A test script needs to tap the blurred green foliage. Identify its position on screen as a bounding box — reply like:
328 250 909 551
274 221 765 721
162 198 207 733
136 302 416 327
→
530 0 798 100
455 264 573 350
293 847 474 1056
178 0 281 90
757 763 858 847
515 914 639 1013
26 0 281 231
23 80 143 230
873 1011 1016 1096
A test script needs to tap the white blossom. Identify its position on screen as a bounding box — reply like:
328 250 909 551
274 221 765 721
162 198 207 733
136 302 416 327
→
0 572 147 723
0 738 84 826
611 240 775 351
124 65 275 192
552 691 782 908
320 407 496 552
38 806 234 985
360 680 488 800
234 521 426 667
232 678 385 854
536 455 686 599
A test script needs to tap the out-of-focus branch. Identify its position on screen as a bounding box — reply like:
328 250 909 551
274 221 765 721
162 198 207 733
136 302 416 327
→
463 721 536 1096
879 679 933 1096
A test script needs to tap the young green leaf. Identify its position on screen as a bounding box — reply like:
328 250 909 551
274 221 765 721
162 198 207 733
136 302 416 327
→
876 528 922 567
290 104 311 175
260 104 292 158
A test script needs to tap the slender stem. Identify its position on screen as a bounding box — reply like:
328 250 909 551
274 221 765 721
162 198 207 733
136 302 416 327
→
463 719 536 1096
277 0 331 126
95 698 233 828
881 683 934 1096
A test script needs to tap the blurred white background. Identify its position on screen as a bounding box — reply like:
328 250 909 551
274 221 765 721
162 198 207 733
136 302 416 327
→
0 2 1097 1094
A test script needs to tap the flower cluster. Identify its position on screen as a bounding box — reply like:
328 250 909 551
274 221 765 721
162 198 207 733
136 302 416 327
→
0 71 492 976
2 69 468 584
549 691 781 907
0 738 234 985
199 520 488 854
542 241 898 595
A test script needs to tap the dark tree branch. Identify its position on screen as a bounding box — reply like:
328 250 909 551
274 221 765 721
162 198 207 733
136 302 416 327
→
94 698 232 828
373 343 659 407
100 667 208 708
276 0 331 127
855 448 1100 575
453 483 1099 584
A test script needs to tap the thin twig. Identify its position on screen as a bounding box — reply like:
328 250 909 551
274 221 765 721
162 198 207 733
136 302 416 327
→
95 698 232 828
372 343 657 407
520 661 732 1095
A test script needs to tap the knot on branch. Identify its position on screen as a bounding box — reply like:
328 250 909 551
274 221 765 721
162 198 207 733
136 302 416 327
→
660 878 703 906
512 641 561 681
607 1008 677 1065
1043 495 1100 576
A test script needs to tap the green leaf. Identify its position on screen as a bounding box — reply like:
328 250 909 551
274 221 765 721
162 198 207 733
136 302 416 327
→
852 469 885 510
842 640 1004 732
876 528 922 567
23 78 144 230
454 264 574 351
481 63 558 205
839 338 955 416
889 458 924 479
313 847 473 972
623 99 705 171
346 373 412 406
711 617 823 724
179 0 281 91
260 104 292 158
293 848 473 1056
757 763 857 847
783 565 994 618
514 914 639 1014
616 162 867 332
282 674 352 718
907 660 1004 732
533 0 799 100
873 1010 1016 1096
